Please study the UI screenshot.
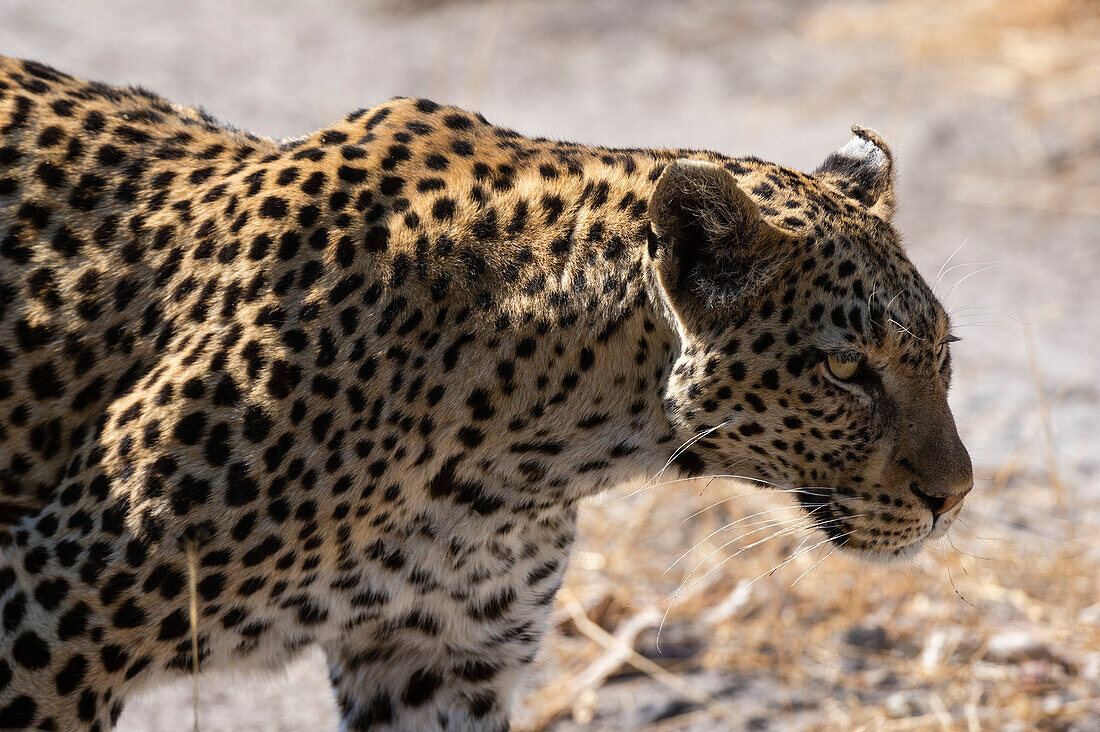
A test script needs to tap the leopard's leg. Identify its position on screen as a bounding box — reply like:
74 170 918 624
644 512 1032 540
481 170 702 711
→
324 639 518 732
322 506 576 732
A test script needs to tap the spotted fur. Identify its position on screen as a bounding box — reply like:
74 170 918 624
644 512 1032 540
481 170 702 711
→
0 57 971 730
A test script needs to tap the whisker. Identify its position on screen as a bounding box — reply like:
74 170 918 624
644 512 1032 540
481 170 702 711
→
783 534 813 573
938 259 1001 281
697 529 855 614
656 514 863 649
680 486 831 521
646 475 812 496
677 515 859 593
668 520 820 603
944 261 1009 300
666 512 810 574
930 533 994 562
952 517 999 546
888 318 925 340
935 235 972 291
631 471 832 507
656 521 810 647
749 532 854 589
670 490 850 577
790 545 838 587
692 471 830 494
946 534 973 570
948 304 1000 315
944 550 976 607
625 421 730 498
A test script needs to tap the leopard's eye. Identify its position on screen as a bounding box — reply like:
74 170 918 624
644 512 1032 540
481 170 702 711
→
826 355 861 380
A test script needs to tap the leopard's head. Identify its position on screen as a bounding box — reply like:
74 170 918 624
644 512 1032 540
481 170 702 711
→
646 129 972 560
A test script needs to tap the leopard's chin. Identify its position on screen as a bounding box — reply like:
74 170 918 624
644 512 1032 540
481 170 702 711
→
812 519 933 564
837 537 927 564
828 512 963 564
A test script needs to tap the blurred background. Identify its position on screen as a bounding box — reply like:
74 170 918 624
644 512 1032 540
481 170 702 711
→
2 0 1097 729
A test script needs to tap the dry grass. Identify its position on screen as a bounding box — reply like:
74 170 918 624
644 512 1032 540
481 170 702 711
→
515 469 1099 730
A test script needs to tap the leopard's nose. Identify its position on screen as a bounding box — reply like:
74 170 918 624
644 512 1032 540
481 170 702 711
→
906 408 973 518
912 483 971 516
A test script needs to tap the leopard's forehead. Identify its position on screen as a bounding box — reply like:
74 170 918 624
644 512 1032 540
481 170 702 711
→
719 158 872 234
700 157 950 358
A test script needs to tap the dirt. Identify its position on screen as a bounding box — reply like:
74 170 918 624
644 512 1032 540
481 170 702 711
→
1 0 1096 729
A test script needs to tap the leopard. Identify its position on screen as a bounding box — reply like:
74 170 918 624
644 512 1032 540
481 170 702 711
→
0 55 972 731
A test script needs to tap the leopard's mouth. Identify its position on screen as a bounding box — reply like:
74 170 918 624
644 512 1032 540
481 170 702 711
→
925 502 965 539
797 489 965 562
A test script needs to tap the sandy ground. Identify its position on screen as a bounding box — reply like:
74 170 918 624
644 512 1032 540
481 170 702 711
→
1 0 1097 729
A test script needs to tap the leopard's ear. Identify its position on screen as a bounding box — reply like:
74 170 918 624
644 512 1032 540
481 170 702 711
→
815 126 895 219
648 159 789 328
